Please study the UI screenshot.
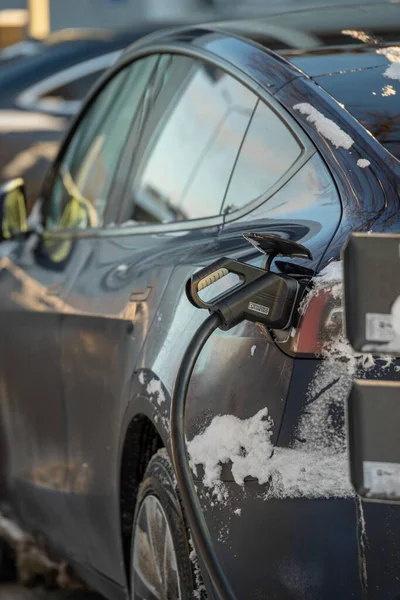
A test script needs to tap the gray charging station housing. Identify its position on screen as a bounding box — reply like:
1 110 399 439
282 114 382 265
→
343 233 400 502
343 233 400 354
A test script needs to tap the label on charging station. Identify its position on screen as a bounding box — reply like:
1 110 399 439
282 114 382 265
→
363 461 400 497
365 313 395 342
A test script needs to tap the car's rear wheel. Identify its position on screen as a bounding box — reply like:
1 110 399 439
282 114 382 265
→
131 451 200 600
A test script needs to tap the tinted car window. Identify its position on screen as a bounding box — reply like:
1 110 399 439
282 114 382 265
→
129 57 257 223
46 55 158 230
222 100 302 214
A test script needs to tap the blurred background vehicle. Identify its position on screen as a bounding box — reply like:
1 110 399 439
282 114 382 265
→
0 24 182 212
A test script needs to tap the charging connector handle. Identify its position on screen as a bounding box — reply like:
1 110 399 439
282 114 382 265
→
187 258 265 310
170 313 237 600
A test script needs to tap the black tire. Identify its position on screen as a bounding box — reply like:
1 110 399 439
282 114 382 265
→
131 450 204 600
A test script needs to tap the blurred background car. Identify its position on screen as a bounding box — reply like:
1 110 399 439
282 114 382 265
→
0 23 182 212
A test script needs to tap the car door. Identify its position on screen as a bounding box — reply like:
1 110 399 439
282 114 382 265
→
57 53 259 583
0 55 159 557
0 189 91 551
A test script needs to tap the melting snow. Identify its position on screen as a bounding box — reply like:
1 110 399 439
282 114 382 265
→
138 371 145 385
293 103 354 149
382 84 396 96
189 538 207 599
250 345 257 356
341 30 379 44
234 508 242 516
147 378 166 405
357 159 371 168
187 409 273 487
377 46 400 81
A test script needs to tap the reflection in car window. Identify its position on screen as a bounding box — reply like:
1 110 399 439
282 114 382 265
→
129 58 257 223
222 100 302 215
46 55 158 230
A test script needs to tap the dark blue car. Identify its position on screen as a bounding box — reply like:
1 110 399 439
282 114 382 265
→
0 3 400 599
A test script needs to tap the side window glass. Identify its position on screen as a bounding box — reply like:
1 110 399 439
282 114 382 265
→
222 100 302 215
129 58 257 223
45 55 158 230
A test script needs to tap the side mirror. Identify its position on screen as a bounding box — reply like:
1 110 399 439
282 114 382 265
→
0 178 28 242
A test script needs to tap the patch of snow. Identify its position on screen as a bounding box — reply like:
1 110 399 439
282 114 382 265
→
147 378 166 405
189 537 207 599
341 29 379 44
156 447 169 461
315 260 343 286
250 345 256 356
377 46 400 81
187 409 274 488
357 159 371 168
293 103 354 149
233 508 242 516
138 371 146 385
382 84 396 96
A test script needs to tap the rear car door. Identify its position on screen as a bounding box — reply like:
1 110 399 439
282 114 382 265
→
56 53 258 584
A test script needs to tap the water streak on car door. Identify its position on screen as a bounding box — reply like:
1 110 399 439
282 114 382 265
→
59 226 201 583
0 230 92 553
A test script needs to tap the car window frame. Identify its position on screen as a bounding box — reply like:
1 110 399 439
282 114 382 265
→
39 42 316 241
115 52 315 230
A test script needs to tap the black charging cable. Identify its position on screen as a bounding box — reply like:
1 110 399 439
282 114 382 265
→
170 235 311 600
170 312 237 600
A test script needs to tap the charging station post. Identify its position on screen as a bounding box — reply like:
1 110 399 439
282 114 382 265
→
343 233 400 502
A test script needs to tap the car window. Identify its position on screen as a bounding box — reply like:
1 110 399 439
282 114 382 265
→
45 55 158 230
222 100 302 215
128 57 257 224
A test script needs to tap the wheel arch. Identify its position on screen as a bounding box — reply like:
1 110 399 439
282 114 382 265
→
118 371 172 586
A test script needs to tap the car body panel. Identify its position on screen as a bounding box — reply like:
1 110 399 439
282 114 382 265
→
0 234 96 554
